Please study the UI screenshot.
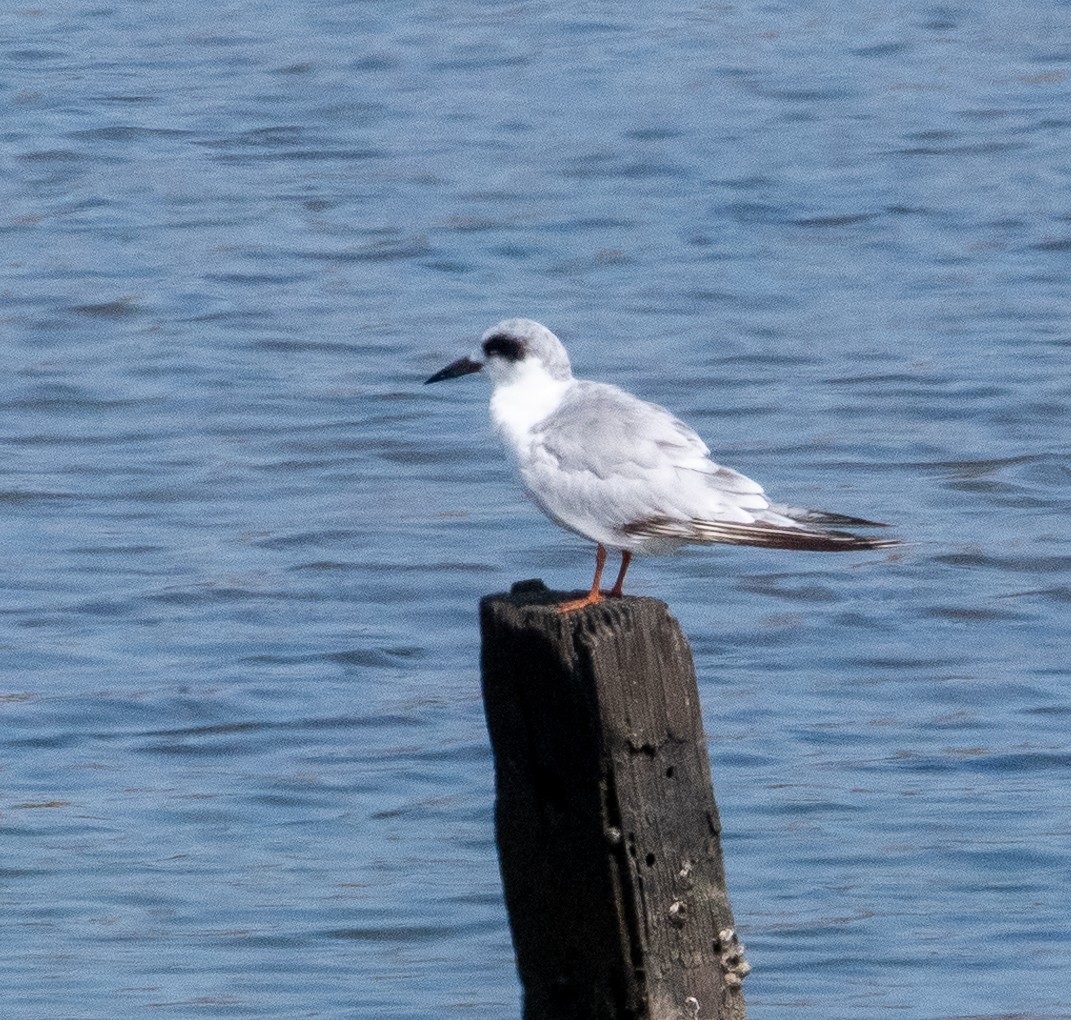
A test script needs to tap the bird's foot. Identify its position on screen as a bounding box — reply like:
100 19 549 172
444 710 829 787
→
555 590 604 614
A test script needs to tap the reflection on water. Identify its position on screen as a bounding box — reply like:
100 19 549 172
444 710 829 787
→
2 3 1070 1018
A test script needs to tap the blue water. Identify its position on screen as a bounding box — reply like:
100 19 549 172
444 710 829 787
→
2 2 1070 1017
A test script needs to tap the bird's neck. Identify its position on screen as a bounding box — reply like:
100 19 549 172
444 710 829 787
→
489 365 572 452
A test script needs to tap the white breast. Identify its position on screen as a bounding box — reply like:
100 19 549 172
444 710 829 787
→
489 361 571 456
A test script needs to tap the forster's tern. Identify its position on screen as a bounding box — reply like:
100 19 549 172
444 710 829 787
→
427 318 899 613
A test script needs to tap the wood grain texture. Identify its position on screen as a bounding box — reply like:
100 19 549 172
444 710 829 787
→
479 580 747 1020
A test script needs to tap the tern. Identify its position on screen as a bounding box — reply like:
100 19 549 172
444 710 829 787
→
427 318 899 613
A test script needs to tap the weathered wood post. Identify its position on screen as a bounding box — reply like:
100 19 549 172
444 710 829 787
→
479 580 749 1020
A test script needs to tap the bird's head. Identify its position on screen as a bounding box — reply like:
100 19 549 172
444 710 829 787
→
425 319 572 388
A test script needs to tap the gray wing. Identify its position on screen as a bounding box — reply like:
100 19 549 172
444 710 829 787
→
527 381 899 551
524 381 769 538
535 382 761 486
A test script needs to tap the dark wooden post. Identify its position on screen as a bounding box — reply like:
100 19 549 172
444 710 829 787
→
479 580 748 1020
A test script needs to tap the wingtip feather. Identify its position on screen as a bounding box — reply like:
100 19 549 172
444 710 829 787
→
625 516 902 552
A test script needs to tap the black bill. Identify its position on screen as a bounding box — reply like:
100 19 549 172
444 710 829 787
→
425 356 483 384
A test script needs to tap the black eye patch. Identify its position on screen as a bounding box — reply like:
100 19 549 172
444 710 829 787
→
482 333 526 362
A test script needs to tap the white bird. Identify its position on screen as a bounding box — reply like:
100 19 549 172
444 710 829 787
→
426 318 899 613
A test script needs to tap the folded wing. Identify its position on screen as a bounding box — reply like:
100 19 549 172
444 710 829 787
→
527 380 899 551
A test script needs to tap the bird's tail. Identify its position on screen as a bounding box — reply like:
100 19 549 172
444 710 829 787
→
624 515 901 552
766 504 890 529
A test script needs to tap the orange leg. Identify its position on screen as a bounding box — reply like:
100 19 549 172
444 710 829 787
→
608 550 632 598
556 544 607 613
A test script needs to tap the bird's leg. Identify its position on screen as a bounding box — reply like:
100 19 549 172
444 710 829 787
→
608 550 632 598
556 544 607 613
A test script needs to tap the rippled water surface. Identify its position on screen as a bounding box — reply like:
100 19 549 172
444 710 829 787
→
2 3 1070 1018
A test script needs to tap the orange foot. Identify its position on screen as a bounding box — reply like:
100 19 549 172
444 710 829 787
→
555 589 604 614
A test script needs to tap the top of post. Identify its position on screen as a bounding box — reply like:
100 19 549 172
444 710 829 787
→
479 579 680 645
